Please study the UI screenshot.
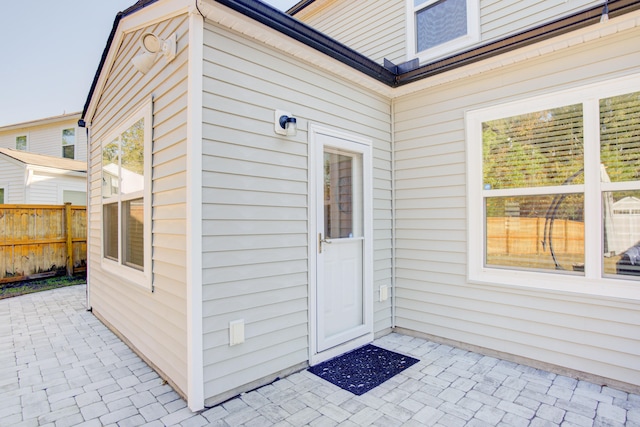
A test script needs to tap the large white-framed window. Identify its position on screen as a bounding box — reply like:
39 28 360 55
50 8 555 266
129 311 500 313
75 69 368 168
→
101 102 152 289
406 0 479 63
466 74 640 300
62 128 76 159
15 135 27 151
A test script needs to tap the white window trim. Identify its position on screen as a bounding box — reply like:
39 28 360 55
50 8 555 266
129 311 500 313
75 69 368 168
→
15 134 29 151
100 102 152 290
466 73 640 301
61 126 76 159
406 0 480 63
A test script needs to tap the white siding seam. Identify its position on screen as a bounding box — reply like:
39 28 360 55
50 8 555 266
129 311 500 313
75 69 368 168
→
186 10 205 412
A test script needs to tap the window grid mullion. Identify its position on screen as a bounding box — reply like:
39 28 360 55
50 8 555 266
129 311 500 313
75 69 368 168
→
583 99 602 279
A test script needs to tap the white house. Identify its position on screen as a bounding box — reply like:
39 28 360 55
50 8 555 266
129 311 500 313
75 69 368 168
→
0 112 88 162
0 112 88 205
81 0 640 410
0 148 86 205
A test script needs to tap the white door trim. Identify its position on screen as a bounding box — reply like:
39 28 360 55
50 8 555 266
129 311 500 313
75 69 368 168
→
308 124 374 365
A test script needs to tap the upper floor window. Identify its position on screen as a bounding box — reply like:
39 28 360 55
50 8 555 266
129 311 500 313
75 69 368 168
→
101 103 151 289
15 135 27 151
407 0 479 63
62 128 75 159
466 74 640 300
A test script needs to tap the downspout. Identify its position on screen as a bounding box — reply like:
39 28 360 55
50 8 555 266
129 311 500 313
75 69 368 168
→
79 120 91 310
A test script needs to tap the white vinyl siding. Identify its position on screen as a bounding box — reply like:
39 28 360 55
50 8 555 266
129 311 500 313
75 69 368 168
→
480 0 602 43
201 22 392 404
393 25 640 388
87 14 190 396
0 161 25 204
27 171 86 204
295 0 406 65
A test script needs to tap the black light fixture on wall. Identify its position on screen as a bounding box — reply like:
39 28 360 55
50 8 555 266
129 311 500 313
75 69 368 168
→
274 109 297 136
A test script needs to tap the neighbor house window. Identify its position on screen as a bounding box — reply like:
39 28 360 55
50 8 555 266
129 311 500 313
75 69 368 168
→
467 75 640 299
15 135 27 151
62 128 75 159
101 104 151 287
0 188 4 204
407 0 479 63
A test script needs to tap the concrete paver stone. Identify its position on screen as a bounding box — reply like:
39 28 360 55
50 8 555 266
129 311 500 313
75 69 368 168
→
2 285 638 427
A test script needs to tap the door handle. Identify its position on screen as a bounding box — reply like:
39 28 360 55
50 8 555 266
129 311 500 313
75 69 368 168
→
318 233 332 253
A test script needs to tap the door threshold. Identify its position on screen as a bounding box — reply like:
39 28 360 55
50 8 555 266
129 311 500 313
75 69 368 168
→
310 333 373 366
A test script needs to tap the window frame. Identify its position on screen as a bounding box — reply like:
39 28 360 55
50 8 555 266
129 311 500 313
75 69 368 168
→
15 134 28 151
62 127 76 159
100 102 152 289
406 0 480 63
466 73 640 300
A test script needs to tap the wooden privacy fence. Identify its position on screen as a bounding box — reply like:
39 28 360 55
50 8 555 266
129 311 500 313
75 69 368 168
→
0 203 87 283
487 217 584 255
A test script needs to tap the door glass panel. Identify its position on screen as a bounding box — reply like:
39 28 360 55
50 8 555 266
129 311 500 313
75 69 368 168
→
324 150 362 238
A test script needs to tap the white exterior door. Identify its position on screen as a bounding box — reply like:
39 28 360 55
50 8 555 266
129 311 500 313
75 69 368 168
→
313 127 373 356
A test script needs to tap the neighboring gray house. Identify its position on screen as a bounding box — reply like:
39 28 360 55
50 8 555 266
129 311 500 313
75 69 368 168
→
81 0 640 410
0 148 87 205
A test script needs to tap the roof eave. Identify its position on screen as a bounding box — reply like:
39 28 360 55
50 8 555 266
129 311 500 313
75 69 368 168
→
397 0 640 86
81 0 640 120
287 0 316 15
80 1 161 125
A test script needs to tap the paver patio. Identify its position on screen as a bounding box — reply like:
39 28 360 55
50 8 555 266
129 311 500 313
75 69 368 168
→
1 285 638 426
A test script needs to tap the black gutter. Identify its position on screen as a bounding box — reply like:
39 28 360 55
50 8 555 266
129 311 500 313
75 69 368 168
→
397 0 640 86
81 0 640 124
215 0 395 85
287 0 315 16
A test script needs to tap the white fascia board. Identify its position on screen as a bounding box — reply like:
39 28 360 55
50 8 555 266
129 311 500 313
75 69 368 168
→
392 9 640 98
27 165 87 178
0 113 81 132
197 0 394 98
83 0 193 126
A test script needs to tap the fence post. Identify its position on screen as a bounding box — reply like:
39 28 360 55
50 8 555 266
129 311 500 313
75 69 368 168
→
65 202 73 277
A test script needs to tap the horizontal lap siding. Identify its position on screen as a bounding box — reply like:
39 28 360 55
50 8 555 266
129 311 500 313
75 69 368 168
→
298 1 604 69
27 173 86 204
87 15 189 395
202 23 392 402
393 27 640 386
481 0 601 43
0 161 25 203
297 0 405 65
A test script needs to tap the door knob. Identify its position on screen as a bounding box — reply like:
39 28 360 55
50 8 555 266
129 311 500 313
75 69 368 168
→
318 233 332 253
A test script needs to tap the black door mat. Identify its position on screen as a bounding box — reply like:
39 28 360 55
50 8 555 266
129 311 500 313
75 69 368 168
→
308 344 419 395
